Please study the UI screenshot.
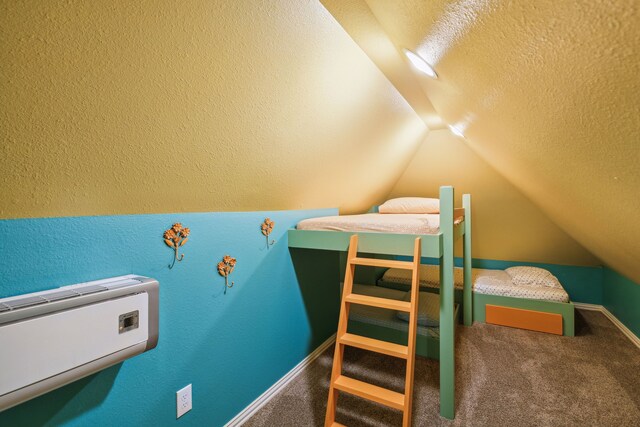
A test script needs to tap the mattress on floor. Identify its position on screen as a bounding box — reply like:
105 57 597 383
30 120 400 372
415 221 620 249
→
379 266 570 303
348 284 440 339
474 269 569 303
297 213 463 235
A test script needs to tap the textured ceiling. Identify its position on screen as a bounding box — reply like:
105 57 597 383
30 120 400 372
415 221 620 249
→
0 0 426 218
351 0 640 282
321 0 443 129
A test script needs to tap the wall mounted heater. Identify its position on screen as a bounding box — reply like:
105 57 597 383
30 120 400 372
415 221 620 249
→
0 275 159 412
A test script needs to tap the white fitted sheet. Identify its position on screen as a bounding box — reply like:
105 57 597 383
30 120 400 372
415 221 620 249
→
297 213 463 235
379 265 570 303
474 269 569 303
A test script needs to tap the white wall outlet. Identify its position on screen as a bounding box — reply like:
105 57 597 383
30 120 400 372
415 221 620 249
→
176 384 192 419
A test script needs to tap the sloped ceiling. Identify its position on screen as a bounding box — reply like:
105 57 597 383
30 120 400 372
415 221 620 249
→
391 129 600 266
326 0 640 282
0 0 427 218
319 0 443 129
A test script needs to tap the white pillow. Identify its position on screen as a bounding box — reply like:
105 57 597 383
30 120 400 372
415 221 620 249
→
505 266 560 288
379 197 439 214
396 291 439 327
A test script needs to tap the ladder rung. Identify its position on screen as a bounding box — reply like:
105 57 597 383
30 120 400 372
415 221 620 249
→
345 293 411 312
333 375 405 410
349 257 414 270
339 333 408 359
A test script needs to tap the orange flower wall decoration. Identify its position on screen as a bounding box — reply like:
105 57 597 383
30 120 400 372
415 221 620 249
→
217 255 237 294
261 218 275 249
164 223 190 269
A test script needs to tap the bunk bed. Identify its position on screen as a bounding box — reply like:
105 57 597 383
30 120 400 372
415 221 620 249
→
378 264 575 336
346 282 460 360
287 186 471 420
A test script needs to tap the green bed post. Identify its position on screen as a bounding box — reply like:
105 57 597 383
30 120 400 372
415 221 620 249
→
463 194 472 326
439 186 455 419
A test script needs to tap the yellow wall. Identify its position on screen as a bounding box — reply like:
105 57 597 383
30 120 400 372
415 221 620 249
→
0 0 427 219
389 130 600 266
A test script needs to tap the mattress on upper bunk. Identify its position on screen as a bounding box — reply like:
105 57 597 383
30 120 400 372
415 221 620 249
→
297 213 463 235
348 284 442 338
379 265 570 303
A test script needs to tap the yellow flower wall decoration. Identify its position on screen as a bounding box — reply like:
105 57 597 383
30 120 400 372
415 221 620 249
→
261 218 275 249
164 223 190 269
217 255 237 294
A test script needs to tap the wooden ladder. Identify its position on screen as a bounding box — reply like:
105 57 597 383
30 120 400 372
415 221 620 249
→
325 234 421 427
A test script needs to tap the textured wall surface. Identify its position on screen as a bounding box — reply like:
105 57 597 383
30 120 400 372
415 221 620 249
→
0 0 426 219
0 209 340 426
390 129 600 266
362 0 640 283
603 268 640 338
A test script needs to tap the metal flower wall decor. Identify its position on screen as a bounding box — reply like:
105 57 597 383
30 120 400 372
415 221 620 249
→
261 218 275 249
217 255 237 294
164 223 190 269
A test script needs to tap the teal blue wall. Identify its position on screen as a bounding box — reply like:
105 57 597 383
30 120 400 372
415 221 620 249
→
603 268 640 338
0 209 340 426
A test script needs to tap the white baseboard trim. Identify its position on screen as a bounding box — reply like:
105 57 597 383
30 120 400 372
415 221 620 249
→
225 333 336 427
600 307 640 349
572 302 602 311
573 303 640 349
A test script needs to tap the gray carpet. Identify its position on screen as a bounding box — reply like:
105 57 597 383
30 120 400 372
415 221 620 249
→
244 310 640 426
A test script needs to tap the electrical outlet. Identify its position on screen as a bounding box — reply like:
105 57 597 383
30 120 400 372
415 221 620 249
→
176 384 192 419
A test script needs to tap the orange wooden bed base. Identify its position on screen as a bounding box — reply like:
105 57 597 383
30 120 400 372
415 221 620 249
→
485 304 563 335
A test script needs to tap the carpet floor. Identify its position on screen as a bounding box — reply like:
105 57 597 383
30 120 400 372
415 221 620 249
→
244 310 640 426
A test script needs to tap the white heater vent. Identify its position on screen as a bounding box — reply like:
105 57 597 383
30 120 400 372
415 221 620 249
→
0 275 159 412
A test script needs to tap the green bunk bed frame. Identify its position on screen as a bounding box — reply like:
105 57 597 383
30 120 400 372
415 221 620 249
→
288 186 471 420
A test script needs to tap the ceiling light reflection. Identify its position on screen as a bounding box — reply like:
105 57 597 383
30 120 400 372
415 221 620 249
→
448 124 465 138
403 49 438 78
